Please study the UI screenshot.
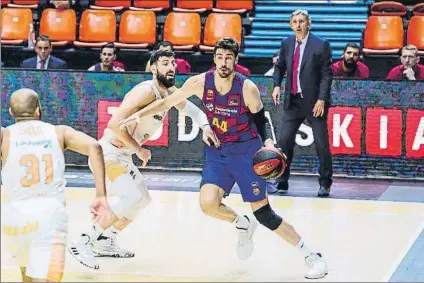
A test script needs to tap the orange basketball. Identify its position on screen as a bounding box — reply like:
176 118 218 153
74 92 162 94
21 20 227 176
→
252 147 286 180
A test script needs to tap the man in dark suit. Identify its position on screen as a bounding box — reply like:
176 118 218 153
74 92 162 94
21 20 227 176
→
20 35 67 70
272 9 333 197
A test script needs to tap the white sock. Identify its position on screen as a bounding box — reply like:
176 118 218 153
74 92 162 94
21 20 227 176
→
85 222 104 242
103 225 121 238
296 239 313 258
233 215 250 229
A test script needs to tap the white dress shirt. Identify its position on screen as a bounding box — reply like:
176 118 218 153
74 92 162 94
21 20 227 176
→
293 32 309 93
37 55 50 70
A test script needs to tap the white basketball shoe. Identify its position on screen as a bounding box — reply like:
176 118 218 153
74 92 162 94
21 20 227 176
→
67 234 99 270
236 215 258 260
305 253 328 279
91 234 135 258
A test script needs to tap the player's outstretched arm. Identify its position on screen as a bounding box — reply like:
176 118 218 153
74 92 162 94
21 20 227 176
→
243 80 274 148
119 74 205 128
60 126 107 198
108 83 155 152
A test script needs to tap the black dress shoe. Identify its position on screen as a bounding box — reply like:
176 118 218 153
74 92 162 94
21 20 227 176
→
276 181 288 194
317 186 330 197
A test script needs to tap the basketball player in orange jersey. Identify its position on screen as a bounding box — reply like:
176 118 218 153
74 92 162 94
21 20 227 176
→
1 88 113 282
68 49 220 268
120 38 328 279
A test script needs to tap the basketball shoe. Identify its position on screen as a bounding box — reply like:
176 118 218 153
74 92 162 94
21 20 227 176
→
305 253 328 279
67 234 99 270
236 215 258 260
91 234 135 258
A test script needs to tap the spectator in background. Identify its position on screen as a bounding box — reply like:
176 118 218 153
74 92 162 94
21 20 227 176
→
332 43 369 78
39 0 89 9
264 52 279 76
145 41 191 73
20 35 67 70
88 43 125 72
387 44 424 81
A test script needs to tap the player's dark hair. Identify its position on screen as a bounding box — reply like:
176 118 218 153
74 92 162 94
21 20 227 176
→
343 42 361 54
214 37 239 58
101 43 116 54
150 49 175 65
155 41 173 50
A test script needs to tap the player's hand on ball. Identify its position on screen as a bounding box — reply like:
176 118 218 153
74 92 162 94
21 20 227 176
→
91 196 114 223
136 147 151 167
202 125 220 148
264 139 275 148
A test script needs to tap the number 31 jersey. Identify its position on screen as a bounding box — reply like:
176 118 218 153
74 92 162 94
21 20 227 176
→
1 120 66 203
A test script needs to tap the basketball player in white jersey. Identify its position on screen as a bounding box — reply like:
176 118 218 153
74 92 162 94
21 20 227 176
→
1 88 114 282
68 49 219 267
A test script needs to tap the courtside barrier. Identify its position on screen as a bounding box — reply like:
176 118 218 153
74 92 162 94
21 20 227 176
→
1 70 423 179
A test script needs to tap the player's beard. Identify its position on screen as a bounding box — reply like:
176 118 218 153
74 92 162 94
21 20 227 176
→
343 58 356 69
218 66 234 78
157 70 175 88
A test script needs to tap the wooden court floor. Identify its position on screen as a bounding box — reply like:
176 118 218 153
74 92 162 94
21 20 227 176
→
2 187 424 282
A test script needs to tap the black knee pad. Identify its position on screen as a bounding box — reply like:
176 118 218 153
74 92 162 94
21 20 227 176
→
253 204 283 231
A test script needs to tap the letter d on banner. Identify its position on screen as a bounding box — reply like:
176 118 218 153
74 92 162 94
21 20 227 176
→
178 113 200 141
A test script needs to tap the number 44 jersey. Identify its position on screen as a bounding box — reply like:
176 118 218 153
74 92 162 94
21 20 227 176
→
1 120 66 203
202 70 258 144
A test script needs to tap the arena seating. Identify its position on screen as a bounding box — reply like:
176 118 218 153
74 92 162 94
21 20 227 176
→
1 0 423 74
115 10 156 49
1 8 33 45
407 15 424 55
243 1 373 58
363 1 423 56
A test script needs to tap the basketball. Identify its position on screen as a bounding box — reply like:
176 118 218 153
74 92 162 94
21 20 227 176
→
253 147 286 180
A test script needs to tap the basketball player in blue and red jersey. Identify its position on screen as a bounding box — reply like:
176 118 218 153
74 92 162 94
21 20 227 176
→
119 37 328 279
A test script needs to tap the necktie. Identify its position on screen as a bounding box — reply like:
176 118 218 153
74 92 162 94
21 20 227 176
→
291 40 302 95
40 60 45 70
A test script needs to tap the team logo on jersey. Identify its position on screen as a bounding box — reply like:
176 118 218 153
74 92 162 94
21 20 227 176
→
205 102 214 112
251 181 260 195
252 187 260 195
206 89 214 101
153 115 163 121
228 95 240 106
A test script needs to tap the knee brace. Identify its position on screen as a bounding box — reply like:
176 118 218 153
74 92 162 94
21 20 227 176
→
253 204 283 231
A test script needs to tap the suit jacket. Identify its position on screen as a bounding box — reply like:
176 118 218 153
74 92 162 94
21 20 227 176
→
20 55 68 70
273 33 333 111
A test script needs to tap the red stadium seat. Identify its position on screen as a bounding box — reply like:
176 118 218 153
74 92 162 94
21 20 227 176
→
200 13 242 51
39 8 76 47
407 16 424 55
370 1 407 16
7 0 38 8
173 0 213 13
1 8 33 45
213 0 253 14
163 12 201 50
74 9 116 48
130 0 170 12
363 16 404 55
90 0 130 11
115 10 156 49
